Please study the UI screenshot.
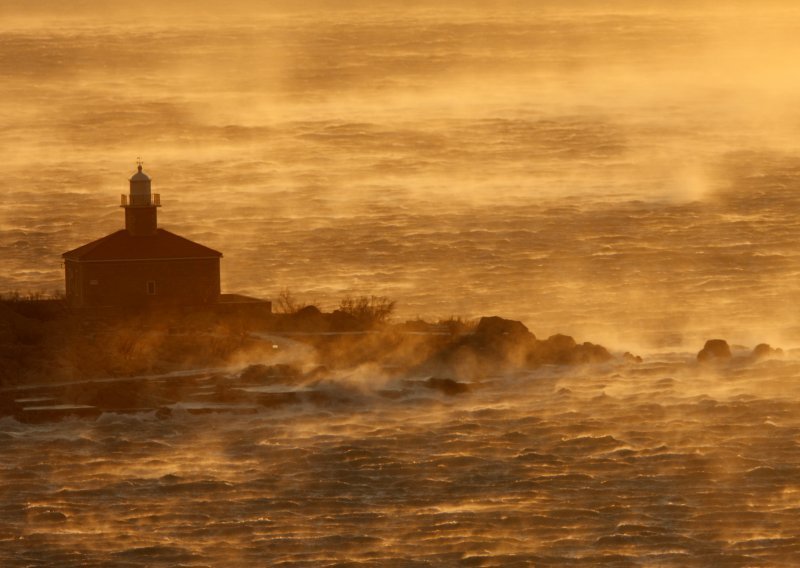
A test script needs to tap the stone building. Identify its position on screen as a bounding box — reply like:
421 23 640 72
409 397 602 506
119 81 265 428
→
63 164 222 308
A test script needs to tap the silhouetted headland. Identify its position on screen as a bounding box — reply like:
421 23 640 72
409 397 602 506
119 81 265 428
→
3 290 789 424
1 291 620 422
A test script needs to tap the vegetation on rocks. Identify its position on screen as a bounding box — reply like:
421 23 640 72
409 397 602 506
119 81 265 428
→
1 293 614 387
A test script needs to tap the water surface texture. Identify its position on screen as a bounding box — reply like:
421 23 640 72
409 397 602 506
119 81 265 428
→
4 3 800 347
3 357 800 566
3 2 800 565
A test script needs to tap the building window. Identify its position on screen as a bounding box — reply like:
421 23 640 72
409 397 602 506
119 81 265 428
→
146 281 156 295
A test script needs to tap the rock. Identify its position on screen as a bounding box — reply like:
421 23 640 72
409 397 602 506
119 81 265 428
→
474 316 535 340
429 317 613 378
570 342 613 364
428 316 537 378
457 316 537 373
422 377 470 395
529 334 578 364
545 333 577 351
697 339 732 363
751 343 783 360
530 335 611 365
623 352 643 363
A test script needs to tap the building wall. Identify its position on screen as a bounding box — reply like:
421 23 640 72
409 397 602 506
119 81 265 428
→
64 260 81 306
124 207 158 236
70 258 220 308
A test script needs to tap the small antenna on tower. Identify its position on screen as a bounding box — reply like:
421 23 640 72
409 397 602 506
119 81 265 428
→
136 156 144 171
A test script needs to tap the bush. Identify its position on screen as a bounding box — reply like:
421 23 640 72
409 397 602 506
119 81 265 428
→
275 288 307 315
338 295 396 328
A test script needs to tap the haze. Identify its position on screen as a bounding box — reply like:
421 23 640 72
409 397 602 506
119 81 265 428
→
4 1 800 348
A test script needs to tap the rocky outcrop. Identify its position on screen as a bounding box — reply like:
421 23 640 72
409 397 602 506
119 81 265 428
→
474 316 535 340
427 316 611 379
697 339 732 363
623 352 643 363
528 334 611 366
750 343 783 361
568 342 614 365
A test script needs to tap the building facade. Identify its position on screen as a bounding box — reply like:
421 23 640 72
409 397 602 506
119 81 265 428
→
63 164 222 308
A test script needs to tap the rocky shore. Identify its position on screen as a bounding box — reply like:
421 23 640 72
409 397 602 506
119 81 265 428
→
0 298 617 422
4 298 785 424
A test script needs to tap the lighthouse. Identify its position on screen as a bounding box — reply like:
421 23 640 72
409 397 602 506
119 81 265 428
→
122 161 160 236
62 163 223 308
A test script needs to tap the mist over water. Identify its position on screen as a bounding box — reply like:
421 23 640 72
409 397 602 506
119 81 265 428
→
4 3 800 565
4 3 800 347
4 356 800 565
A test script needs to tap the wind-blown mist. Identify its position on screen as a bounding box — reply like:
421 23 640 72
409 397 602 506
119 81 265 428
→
3 349 800 565
4 4 800 347
6 4 800 567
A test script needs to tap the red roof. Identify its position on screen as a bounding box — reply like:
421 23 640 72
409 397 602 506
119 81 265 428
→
63 229 223 261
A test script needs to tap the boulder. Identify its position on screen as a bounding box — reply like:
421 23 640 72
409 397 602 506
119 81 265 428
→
623 352 643 363
464 317 537 370
474 316 535 340
529 334 577 365
570 342 613 364
697 339 732 363
528 334 611 365
751 343 783 360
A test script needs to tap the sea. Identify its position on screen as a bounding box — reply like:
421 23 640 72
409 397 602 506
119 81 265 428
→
3 3 800 565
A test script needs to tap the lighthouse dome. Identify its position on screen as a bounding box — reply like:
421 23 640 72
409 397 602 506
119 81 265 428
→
130 164 151 182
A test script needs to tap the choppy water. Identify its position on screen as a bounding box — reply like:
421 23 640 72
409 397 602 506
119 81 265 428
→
4 3 800 566
2 354 800 566
4 5 800 348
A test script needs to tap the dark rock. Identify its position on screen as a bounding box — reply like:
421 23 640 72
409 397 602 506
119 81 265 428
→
544 333 577 352
425 316 613 379
474 316 535 340
623 352 643 364
570 342 613 364
751 343 783 360
529 334 578 365
530 335 611 365
471 317 536 356
429 316 537 378
697 339 732 363
422 377 470 395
